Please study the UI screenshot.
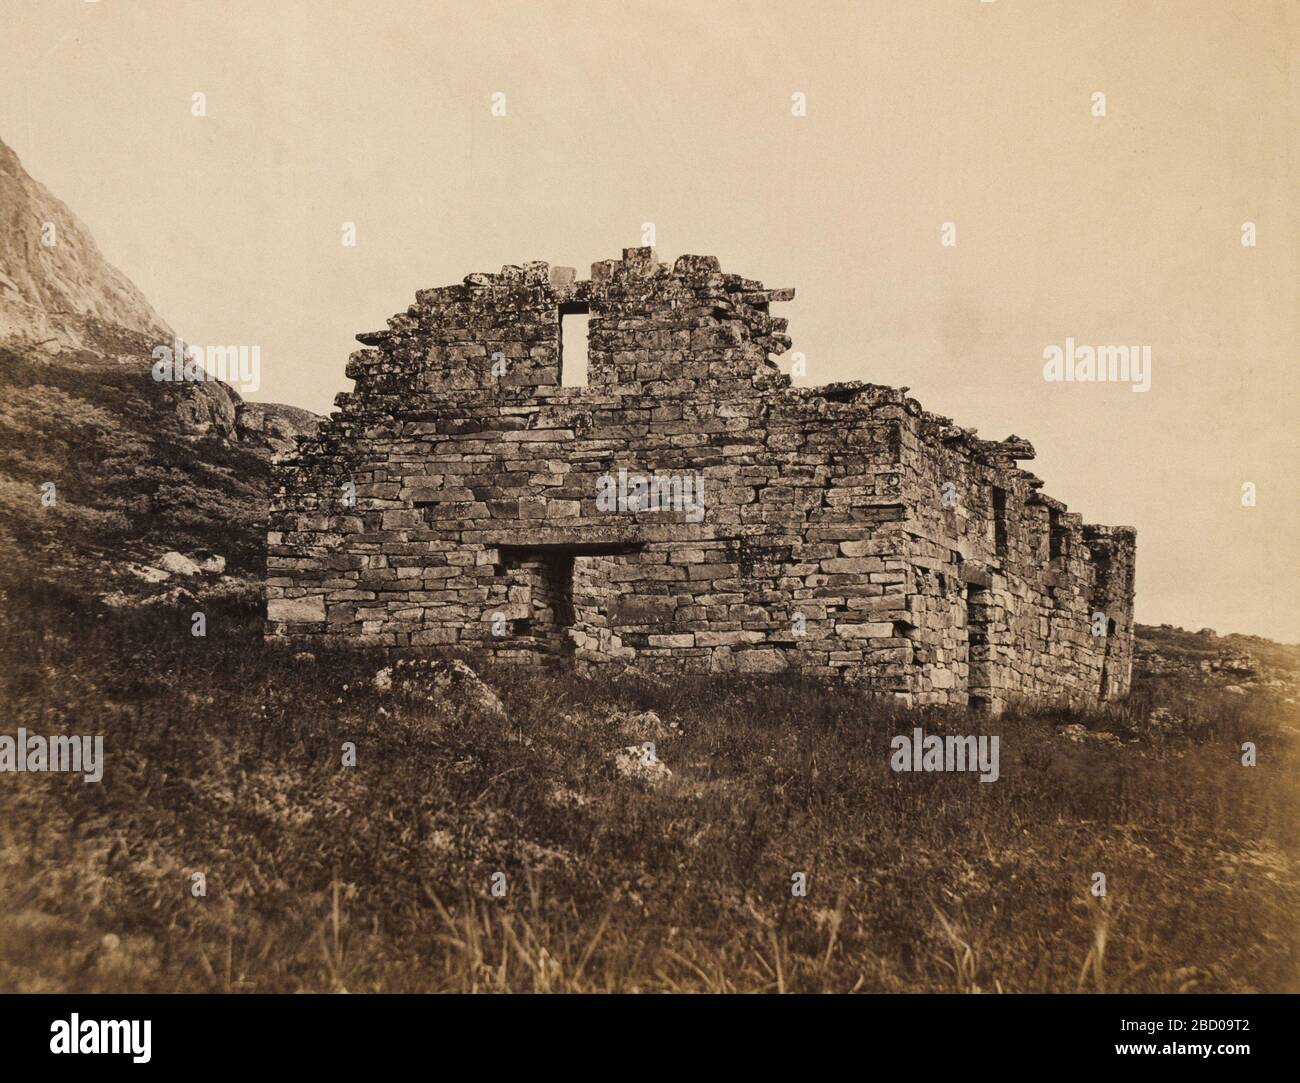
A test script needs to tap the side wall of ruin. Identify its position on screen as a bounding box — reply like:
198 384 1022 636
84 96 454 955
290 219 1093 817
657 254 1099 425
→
899 411 1137 708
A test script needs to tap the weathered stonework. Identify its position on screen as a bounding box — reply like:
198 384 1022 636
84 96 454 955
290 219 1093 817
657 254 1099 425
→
268 248 1136 710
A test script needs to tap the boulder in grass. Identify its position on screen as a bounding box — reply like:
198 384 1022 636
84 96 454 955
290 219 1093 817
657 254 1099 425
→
156 551 202 577
1058 723 1123 747
194 550 226 575
372 657 507 721
100 585 198 609
141 586 200 608
612 744 672 787
612 709 683 744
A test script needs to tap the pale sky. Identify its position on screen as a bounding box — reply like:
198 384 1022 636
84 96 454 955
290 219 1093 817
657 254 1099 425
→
1 0 1296 640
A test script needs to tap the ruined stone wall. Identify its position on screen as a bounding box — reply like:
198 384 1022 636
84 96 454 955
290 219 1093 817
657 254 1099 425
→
899 409 1137 708
268 247 1135 708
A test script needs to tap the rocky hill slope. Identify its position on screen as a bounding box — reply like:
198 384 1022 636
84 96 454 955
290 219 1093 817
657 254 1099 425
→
0 136 318 598
0 137 171 347
1135 623 1300 703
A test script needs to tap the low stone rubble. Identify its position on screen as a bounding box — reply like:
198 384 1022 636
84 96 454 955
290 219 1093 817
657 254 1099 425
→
1057 724 1125 747
611 709 682 744
155 551 202 577
611 744 673 787
371 657 507 721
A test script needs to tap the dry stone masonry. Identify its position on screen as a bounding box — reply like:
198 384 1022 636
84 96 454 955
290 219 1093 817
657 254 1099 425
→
268 248 1136 710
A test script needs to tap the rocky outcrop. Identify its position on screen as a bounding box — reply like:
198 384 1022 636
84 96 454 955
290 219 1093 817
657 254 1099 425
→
170 376 319 456
235 401 321 457
0 137 171 348
1135 624 1300 702
0 135 319 595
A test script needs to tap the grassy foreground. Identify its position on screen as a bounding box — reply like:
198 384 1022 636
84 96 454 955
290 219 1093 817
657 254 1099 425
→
1 584 1296 993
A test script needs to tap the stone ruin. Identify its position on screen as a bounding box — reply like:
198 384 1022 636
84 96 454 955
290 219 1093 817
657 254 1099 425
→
268 247 1136 710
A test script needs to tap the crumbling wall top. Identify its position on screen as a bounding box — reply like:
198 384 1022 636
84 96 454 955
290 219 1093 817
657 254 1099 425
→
343 247 797 408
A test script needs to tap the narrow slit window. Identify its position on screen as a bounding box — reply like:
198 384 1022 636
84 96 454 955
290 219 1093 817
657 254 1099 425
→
1048 508 1067 561
992 486 1009 557
559 302 590 387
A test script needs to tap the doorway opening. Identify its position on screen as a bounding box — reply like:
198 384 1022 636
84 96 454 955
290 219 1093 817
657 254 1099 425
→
966 583 993 712
497 541 640 662
1099 617 1116 699
500 549 576 658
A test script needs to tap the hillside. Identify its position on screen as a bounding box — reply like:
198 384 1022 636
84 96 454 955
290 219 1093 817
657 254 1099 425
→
0 135 318 597
1136 623 1300 703
0 137 170 347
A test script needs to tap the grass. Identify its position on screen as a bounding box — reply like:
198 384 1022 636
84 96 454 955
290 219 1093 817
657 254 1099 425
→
0 581 1296 993
0 343 278 581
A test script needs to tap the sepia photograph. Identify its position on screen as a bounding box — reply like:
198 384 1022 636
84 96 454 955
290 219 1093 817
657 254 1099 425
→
0 0 1295 1066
